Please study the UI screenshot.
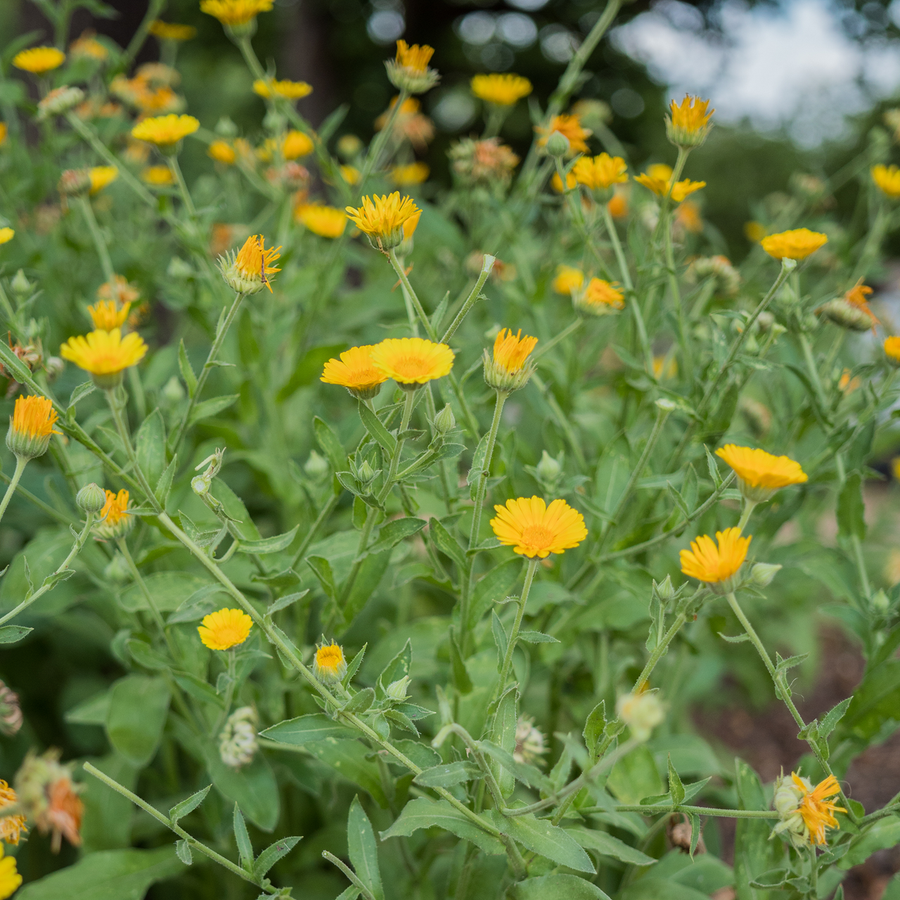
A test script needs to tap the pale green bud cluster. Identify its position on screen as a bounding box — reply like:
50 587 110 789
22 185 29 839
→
219 706 258 769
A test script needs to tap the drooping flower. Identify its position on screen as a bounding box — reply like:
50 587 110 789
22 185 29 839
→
817 281 878 332
15 749 84 852
218 234 281 294
391 162 429 186
320 345 388 399
88 165 118 194
0 781 27 845
574 277 625 316
149 20 197 41
93 489 134 540
282 130 314 160
552 265 584 295
537 114 591 155
345 192 421 252
771 772 845 848
314 642 347 683
679 527 751 593
7 395 59 460
760 228 828 261
201 0 274 27
131 113 199 148
386 40 439 93
0 842 21 898
635 168 706 202
219 706 258 768
252 78 312 100
208 140 237 165
296 204 347 238
715 445 808 502
371 337 454 388
13 47 66 74
885 336 900 366
470 73 532 106
60 328 148 388
484 328 538 393
871 163 900 199
490 496 588 559
572 153 628 194
667 95 714 147
198 608 253 650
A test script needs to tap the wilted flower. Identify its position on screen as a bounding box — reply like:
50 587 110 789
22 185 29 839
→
491 496 587 559
470 73 532 106
0 781 26 845
513 716 547 764
817 281 878 332
198 608 253 650
617 689 665 742
771 772 845 848
37 85 85 118
375 97 434 149
15 749 84 852
0 683 22 737
680 527 751 594
219 707 258 768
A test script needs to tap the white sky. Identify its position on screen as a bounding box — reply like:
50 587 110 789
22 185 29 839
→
612 0 900 145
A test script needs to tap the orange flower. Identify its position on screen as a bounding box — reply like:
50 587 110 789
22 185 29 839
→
680 527 751 593
537 114 591 155
491 496 588 559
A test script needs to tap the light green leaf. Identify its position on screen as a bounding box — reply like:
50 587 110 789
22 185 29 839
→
348 796 384 900
488 811 593 873
106 675 170 767
380 798 504 856
566 827 654 866
513 874 611 900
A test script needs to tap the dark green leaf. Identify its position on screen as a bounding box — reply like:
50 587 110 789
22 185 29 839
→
513 874 611 900
235 525 300 555
488 811 593 873
233 803 253 869
261 714 356 745
358 402 397 454
380 798 504 856
189 394 240 425
348 796 383 900
837 472 866 542
252 836 302 879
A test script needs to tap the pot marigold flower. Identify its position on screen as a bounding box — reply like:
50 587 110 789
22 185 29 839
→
635 168 705 202
87 299 131 331
88 165 118 194
484 327 538 393
0 843 21 898
15 749 84 853
314 642 347 683
208 140 237 165
131 113 199 149
391 161 429 186
13 46 66 74
471 73 532 106
667 94 714 148
346 192 421 252
340 165 361 185
252 78 313 100
149 20 197 41
760 227 827 261
198 608 253 650
871 163 900 199
608 192 628 218
93 489 134 539
202 0 273 26
371 337 454 388
296 203 347 238
572 153 628 194
551 170 576 193
772 772 845 848
885 336 900 366
219 234 281 294
7 395 60 460
680 527 751 593
818 281 878 332
70 31 108 62
537 114 591 155
321 345 388 399
60 328 148 389
97 275 140 307
282 129 314 160
387 40 439 94
0 228 14 246
575 277 625 316
449 137 519 186
716 444 807 502
0 780 27 845
491 496 587 559
142 165 174 185
552 264 584 295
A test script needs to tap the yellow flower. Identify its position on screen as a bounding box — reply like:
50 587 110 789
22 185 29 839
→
131 113 199 148
608 191 628 219
575 277 624 316
490 496 588 559
391 162 429 186
0 780 26 846
60 328 148 388
394 39 433 73
283 129 314 160
7 395 59 460
871 163 900 199
552 265 584 295
314 642 347 682
321 345 388 399
0 842 22 899
345 192 421 251
13 47 66 74
371 337 455 387
198 608 253 650
92 488 134 539
70 31 108 61
88 165 118 194
208 140 237 165
744 220 767 242
772 773 845 847
87 300 131 331
387 40 439 93
149 20 197 41
760 228 828 261
340 165 360 185
470 73 532 106
572 153 628 192
296 204 347 239
537 114 591 155
680 527 751 593
716 444 807 502
403 209 421 242
0 124 6 146
667 94 714 147
252 78 313 100
676 199 703 233
0 228 13 245
141 165 174 185
484 328 538 392
885 336 900 366
635 169 706 202
220 234 281 294
201 0 274 26
551 170 576 193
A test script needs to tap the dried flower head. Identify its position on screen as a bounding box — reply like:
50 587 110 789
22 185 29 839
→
0 683 22 737
314 642 347 682
715 445 808 503
198 608 253 650
345 193 421 252
37 85 85 118
371 337 455 388
470 73 532 106
617 689 665 742
484 328 538 393
60 328 148 388
219 706 258 768
680 527 751 594
760 228 827 261
491 496 588 559
7 395 59 460
13 47 66 74
771 772 845 848
15 749 84 852
219 234 281 294
321 345 388 399
513 716 547 764
386 40 439 93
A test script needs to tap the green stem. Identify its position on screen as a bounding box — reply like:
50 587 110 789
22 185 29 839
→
388 250 438 341
635 611 687 692
491 558 539 706
809 845 819 899
214 649 237 735
323 851 378 900
531 373 587 471
167 155 198 221
119 0 165 72
77 196 115 285
737 500 757 532
600 203 633 291
532 318 583 362
106 388 159 507
440 255 495 344
358 90 409 191
378 388 416 503
594 804 778 819
117 539 172 651
0 456 27 528
798 331 830 414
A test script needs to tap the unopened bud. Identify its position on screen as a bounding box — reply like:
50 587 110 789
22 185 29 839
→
37 85 85 119
304 450 329 481
545 131 570 158
10 270 31 296
655 574 676 602
433 404 455 435
750 562 781 587
357 460 376 486
386 675 410 701
871 589 889 613
76 482 106 514
215 116 239 138
161 375 185 404
535 450 562 487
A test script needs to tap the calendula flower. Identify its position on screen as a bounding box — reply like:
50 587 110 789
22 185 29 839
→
296 203 347 238
15 748 84 852
88 165 118 194
551 170 576 193
131 113 199 149
676 200 703 233
142 165 174 185
60 328 148 388
871 163 900 199
0 683 22 737
198 608 253 650
391 161 429 186
574 277 625 316
689 255 740 296
760 228 827 261
149 20 197 41
716 445 807 503
208 140 237 165
7 395 60 460
97 275 140 307
471 73 532 106
70 31 108 61
0 843 21 898
572 153 628 196
608 191 628 218
13 46 66 74
371 337 454 388
219 706 258 768
772 772 845 848
449 137 519 186
745 220 767 243
201 0 273 27
38 85 85 119
386 39 439 93
0 228 15 246
537 114 591 155
219 234 281 294
552 264 584 295
818 281 878 332
345 192 421 251
679 527 751 594
93 489 134 539
484 327 538 392
0 124 6 146
513 716 547 765
320 345 388 399
252 78 312 100
885 336 900 366
0 781 27 845
314 642 347 683
667 94 714 148
282 129 314 160
635 169 706 202
87 300 131 331
491 496 587 559
617 689 665 742
340 165 360 185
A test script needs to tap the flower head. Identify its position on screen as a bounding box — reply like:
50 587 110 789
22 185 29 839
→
198 608 253 650
371 338 454 388
15 749 83 853
0 781 27 846
716 445 807 502
345 192 421 252
513 716 547 765
484 328 538 392
131 113 199 149
680 527 751 594
253 78 312 100
391 162 429 186
574 277 625 316
760 228 827 261
208 140 237 165
282 129 314 160
2 228 18 245
667 95 714 147
314 642 347 682
87 299 131 331
617 689 665 742
201 0 274 27
491 496 588 559
13 47 66 74
93 489 134 539
635 168 705 202
387 40 439 93
296 204 347 238
471 73 532 106
818 280 878 332
219 706 258 768
70 31 108 61
771 772 845 848
537 114 591 155
886 336 900 367
552 265 584 295
98 275 140 307
551 170 576 193
321 345 388 399
449 137 519 186
142 165 174 186
871 163 900 199
0 842 21 897
149 20 197 41
88 165 118 194
60 328 148 388
7 395 59 460
572 153 628 195
219 234 281 294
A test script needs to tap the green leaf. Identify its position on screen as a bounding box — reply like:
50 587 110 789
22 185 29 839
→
478 740 554 793
837 472 866 541
668 754 686 806
266 589 310 617
617 878 710 900
175 840 192 866
169 785 211 823
606 745 664 805
106 675 170 767
277 343 346 402
518 630 559 644
583 701 606 758
203 743 280 831
469 559 521 629
235 525 300 555
189 394 239 425
307 556 337 600
839 819 900 870
429 519 467 571
135 409 166 490
380 798 505 856
303 738 387 806
314 416 347 473
358 402 397 454
488 811 594 873
167 583 229 624
513 874 611 900
377 639 412 693
449 627 473 694
348 796 384 900
343 688 376 715
565 827 654 866
68 380 96 411
0 625 32 644
491 612 508 666
343 549 390 621
252 835 302 879
155 454 178 506
178 339 197 397
413 761 480 789
126 639 170 671
261 713 356 745
819 696 852 738
491 686 518 799
233 803 253 869
368 517 427 554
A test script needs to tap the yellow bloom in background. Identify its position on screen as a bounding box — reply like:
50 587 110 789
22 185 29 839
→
87 300 131 331
391 161 429 186
572 153 628 191
490 496 588 559
552 264 584 295
635 169 706 202
667 94 714 147
346 192 421 251
484 327 538 392
7 395 60 460
0 843 22 899
252 78 313 100
0 780 26 845
387 40 439 93
716 444 807 502
470 73 532 106
141 165 174 185
744 220 767 242
13 47 66 74
296 203 347 238
321 345 388 399
149 20 197 41
760 227 828 261
131 113 199 147
88 165 118 194
198 608 253 650
608 191 628 218
220 234 281 294
676 200 703 233
885 336 900 366
871 163 900 199
201 0 274 26
340 165 360 185
70 31 108 61
551 170 576 193
371 337 455 387
283 130 314 160
0 228 14 245
0 124 6 146
403 208 421 242
97 276 139 306
575 277 625 316
680 527 751 592
537 113 591 155
208 140 237 165
314 642 347 682
60 328 148 388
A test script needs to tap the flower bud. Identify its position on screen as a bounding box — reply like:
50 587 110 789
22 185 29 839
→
103 552 131 582
58 168 92 198
219 706 258 769
871 589 889 613
655 574 676 602
7 395 59 461
314 642 347 683
616 689 665 742
386 675 410 702
535 450 562 488
750 562 781 587
513 716 547 765
817 298 874 332
0 681 22 736
545 131 570 158
10 270 31 296
356 459 376 486
304 450 329 481
215 116 239 138
76 482 106 514
433 404 456 435
37 85 85 120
